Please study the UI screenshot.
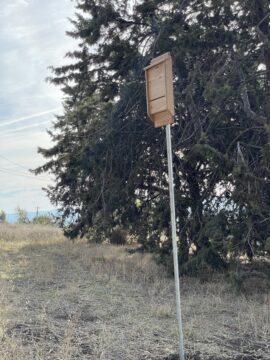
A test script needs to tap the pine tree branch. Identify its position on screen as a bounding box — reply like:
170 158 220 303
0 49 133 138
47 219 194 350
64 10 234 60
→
236 62 267 124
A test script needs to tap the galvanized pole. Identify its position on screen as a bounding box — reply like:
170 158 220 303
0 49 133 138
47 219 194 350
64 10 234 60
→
166 124 185 360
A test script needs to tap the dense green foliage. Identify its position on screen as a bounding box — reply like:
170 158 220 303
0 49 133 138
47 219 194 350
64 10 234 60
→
36 0 270 270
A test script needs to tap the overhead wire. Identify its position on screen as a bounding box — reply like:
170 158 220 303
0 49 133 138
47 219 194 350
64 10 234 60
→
0 154 34 172
0 109 56 181
0 154 52 181
0 120 52 138
0 167 51 183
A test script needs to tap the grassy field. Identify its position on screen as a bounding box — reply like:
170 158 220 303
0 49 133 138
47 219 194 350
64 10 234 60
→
0 224 269 360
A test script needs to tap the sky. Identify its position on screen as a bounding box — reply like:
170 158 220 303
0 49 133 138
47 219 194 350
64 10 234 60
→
0 0 77 214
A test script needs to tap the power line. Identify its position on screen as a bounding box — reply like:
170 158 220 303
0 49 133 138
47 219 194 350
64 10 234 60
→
0 127 47 140
0 167 50 183
0 154 31 172
0 154 51 181
0 120 52 138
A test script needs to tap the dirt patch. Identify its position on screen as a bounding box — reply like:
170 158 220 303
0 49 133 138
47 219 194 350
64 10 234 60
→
6 323 60 345
52 306 99 323
80 342 93 355
80 306 99 322
80 313 99 322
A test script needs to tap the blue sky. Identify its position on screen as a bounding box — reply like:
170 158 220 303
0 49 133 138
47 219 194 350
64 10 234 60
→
0 0 76 213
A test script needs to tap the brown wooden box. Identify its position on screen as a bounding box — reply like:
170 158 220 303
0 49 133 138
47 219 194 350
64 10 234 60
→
144 53 174 128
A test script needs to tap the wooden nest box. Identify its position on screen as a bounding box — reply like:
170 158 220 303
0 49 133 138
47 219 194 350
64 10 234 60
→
144 52 175 128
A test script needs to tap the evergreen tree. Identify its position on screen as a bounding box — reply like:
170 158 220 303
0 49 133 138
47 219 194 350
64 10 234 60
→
36 0 270 270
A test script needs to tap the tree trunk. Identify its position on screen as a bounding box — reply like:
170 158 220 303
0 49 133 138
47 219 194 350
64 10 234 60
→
183 161 208 251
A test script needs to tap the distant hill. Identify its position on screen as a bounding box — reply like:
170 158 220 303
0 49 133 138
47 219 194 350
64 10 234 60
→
6 210 56 224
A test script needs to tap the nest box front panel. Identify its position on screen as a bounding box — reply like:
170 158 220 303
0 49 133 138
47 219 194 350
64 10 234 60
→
145 53 174 128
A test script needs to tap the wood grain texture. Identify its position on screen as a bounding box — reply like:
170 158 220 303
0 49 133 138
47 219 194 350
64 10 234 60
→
145 53 174 127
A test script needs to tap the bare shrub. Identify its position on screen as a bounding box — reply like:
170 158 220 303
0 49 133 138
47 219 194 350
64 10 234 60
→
110 229 128 245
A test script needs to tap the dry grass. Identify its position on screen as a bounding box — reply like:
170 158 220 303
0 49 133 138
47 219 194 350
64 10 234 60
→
0 223 269 359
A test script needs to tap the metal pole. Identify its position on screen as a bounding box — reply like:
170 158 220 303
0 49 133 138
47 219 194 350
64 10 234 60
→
166 124 185 360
